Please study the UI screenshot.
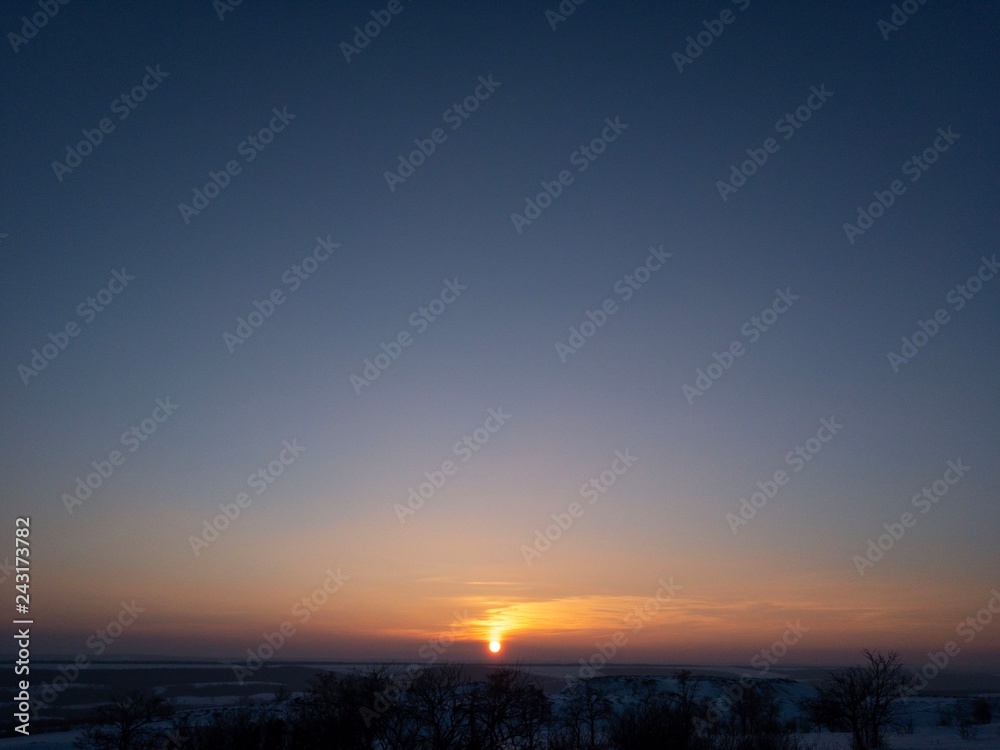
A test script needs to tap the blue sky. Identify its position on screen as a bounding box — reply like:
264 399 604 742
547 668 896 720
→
1 1 998 665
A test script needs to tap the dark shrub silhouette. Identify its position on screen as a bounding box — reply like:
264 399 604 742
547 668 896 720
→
551 678 614 749
74 691 170 750
168 707 287 750
290 667 389 749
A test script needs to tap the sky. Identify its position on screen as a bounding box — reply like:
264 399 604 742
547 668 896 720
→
1 1 998 671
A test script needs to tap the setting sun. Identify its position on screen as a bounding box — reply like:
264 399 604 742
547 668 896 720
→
488 640 502 654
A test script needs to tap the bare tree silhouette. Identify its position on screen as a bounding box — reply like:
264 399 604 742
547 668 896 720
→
74 691 170 750
809 649 911 750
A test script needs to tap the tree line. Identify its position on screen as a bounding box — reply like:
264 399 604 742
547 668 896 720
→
71 650 993 750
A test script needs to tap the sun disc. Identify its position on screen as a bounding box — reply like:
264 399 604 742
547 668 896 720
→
489 640 501 653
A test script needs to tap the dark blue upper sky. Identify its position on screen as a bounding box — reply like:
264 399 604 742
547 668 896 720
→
2 1 998 663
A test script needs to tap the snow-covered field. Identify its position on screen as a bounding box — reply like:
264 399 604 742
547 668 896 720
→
797 725 1000 749
2 664 997 748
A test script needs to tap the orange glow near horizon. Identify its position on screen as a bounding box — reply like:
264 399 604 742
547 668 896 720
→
33 511 1000 665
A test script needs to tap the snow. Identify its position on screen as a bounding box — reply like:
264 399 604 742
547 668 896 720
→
798 724 1000 749
0 731 81 749
3 668 997 749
